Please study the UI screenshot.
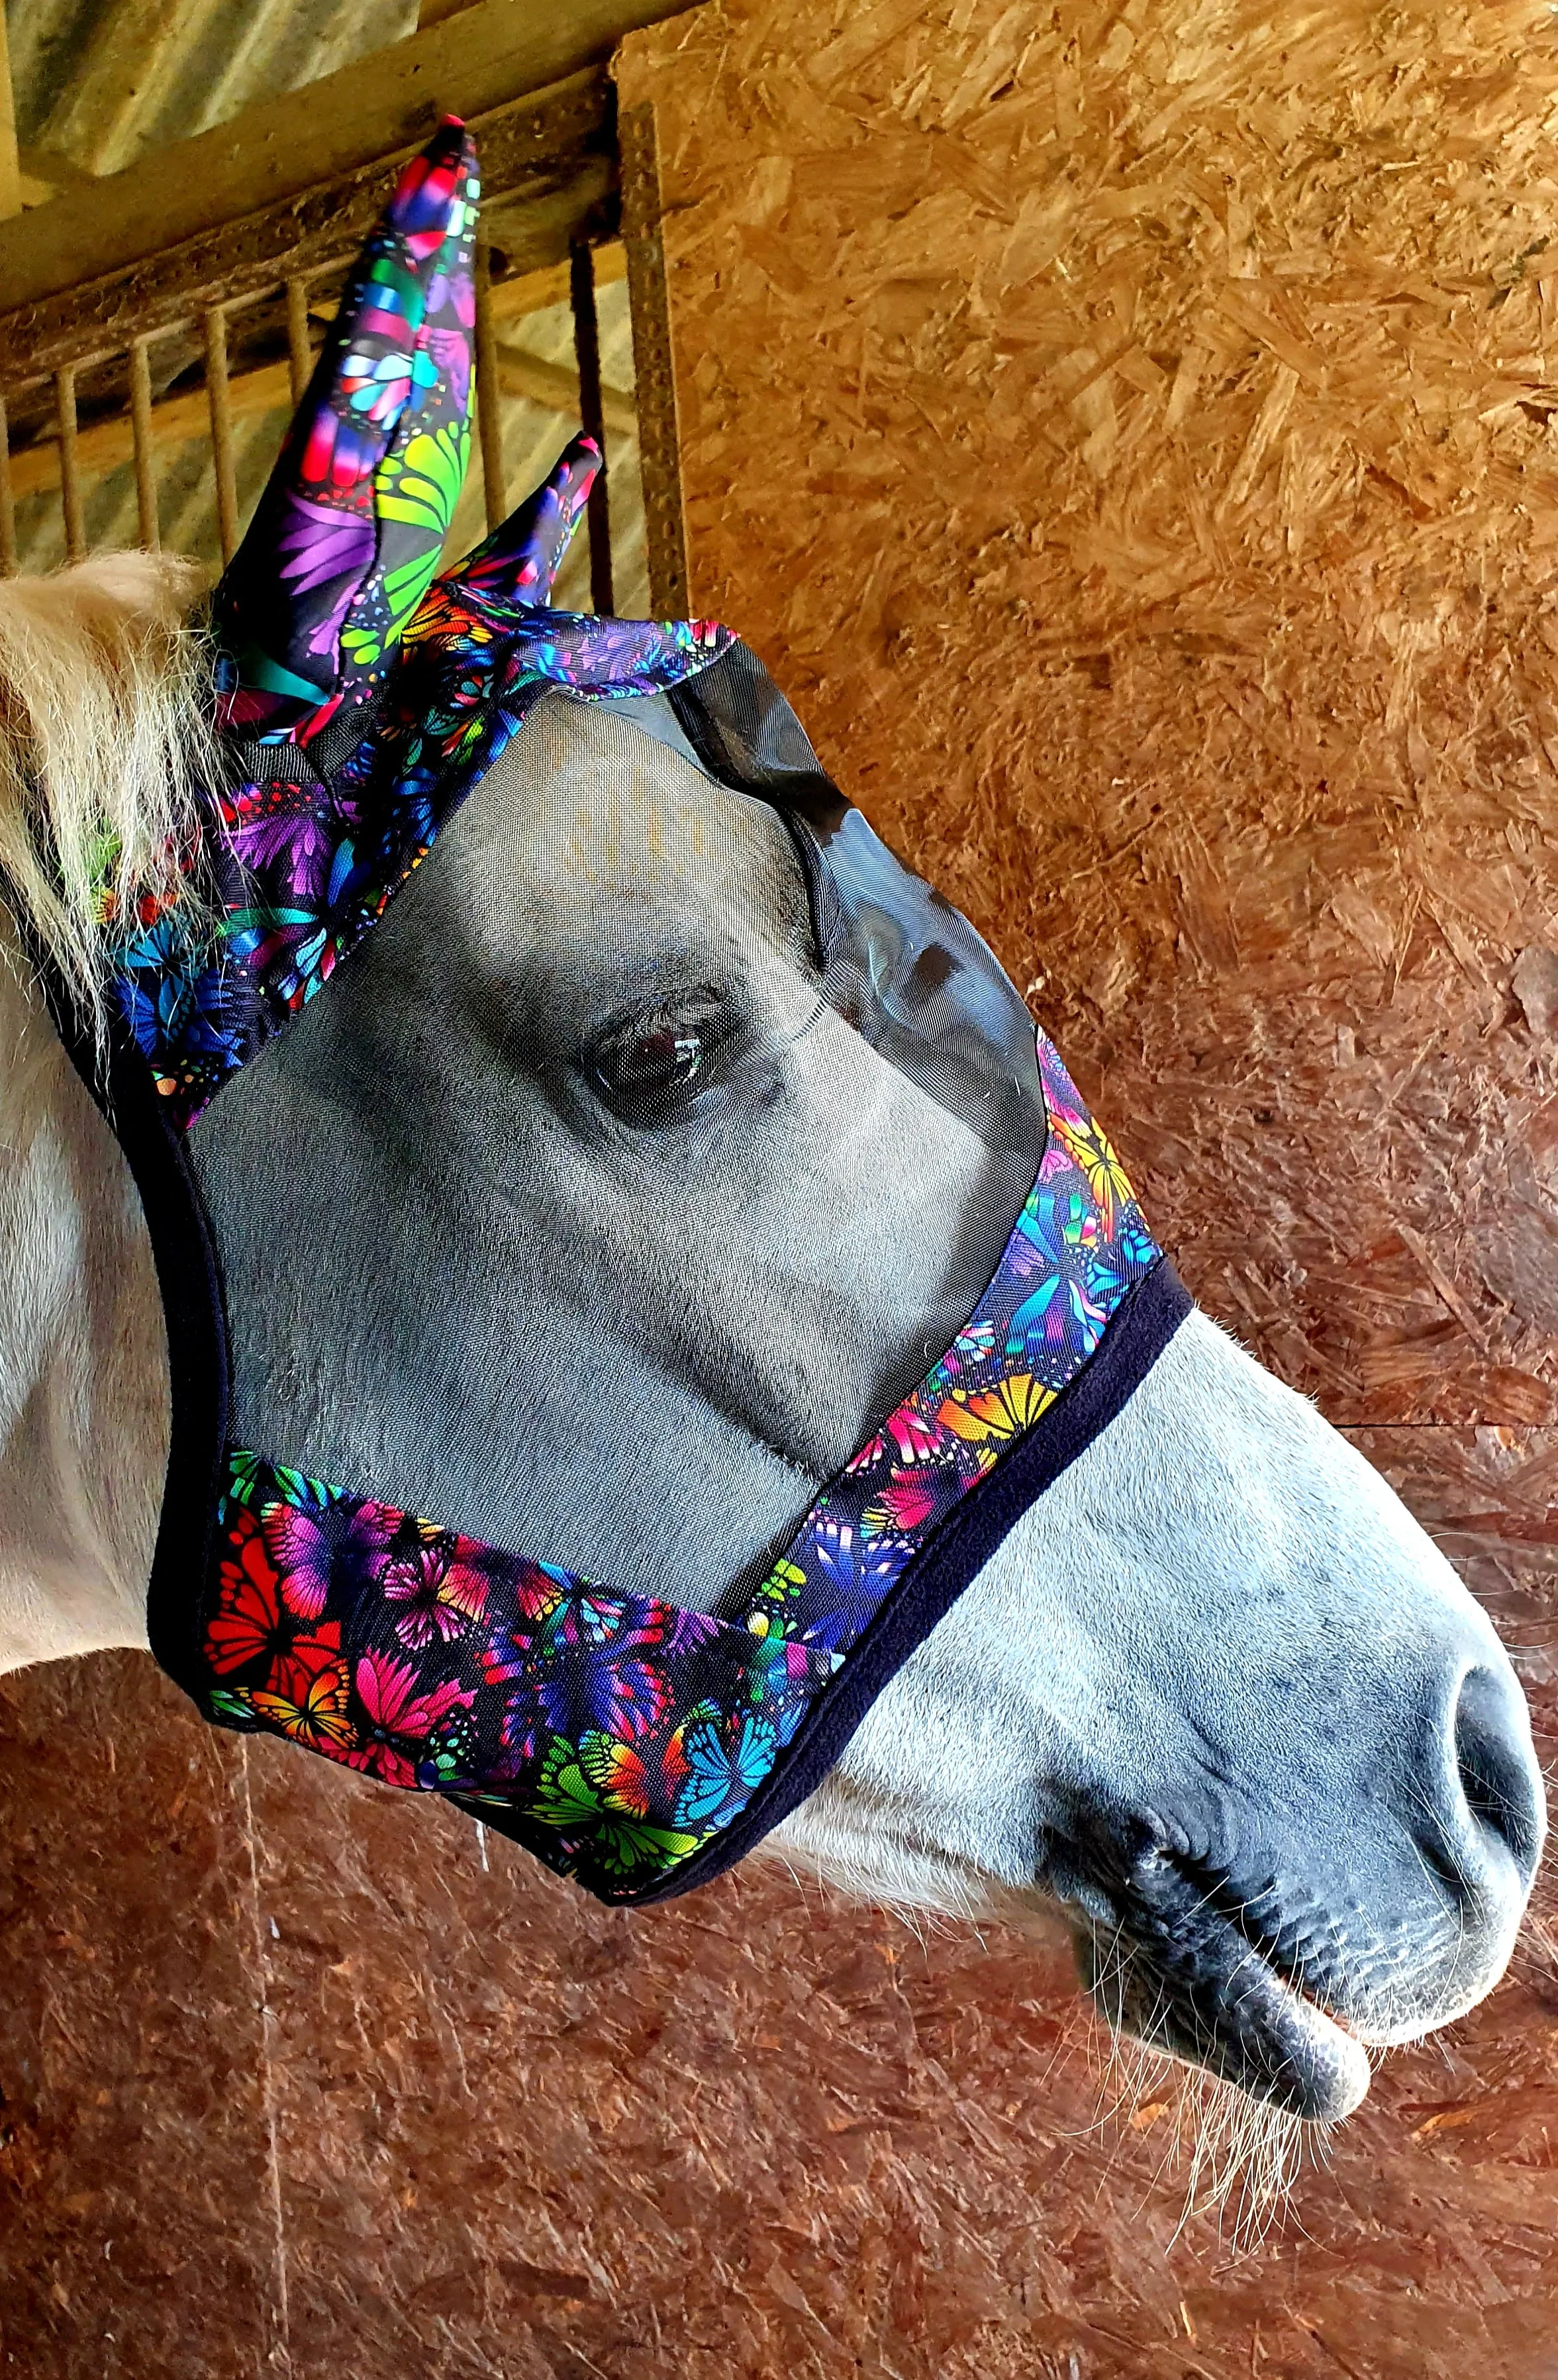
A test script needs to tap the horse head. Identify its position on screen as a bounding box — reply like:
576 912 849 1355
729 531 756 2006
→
0 124 1543 2136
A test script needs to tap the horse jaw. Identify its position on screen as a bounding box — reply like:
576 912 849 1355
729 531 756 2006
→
0 923 164 1671
775 1308 1543 2119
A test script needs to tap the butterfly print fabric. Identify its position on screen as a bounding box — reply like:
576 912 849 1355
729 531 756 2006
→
199 1035 1161 1901
53 124 1187 1905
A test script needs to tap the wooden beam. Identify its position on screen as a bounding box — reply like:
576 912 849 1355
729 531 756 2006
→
309 237 625 330
0 0 699 312
0 69 615 397
15 145 101 194
619 103 689 616
495 345 635 435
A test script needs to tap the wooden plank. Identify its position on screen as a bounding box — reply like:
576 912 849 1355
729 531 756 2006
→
43 0 228 185
0 0 699 312
0 70 616 399
618 102 688 616
14 146 99 195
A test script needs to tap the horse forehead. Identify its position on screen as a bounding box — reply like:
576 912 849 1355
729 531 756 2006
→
464 696 762 910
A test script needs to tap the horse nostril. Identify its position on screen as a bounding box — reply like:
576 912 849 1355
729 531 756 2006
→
1452 1666 1545 1889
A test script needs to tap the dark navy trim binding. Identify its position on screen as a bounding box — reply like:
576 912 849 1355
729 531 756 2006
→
627 1256 1194 1907
17 920 1192 1912
21 951 230 1710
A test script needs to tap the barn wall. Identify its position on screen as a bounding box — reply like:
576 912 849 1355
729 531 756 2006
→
2 3 1557 2375
621 0 1558 1439
615 0 1558 2360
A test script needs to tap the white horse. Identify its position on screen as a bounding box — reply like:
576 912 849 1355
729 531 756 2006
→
0 551 1544 2152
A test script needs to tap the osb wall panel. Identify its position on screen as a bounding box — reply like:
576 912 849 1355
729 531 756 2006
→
616 0 1558 2368
620 0 1558 1435
3 3 1558 2377
3 1681 1556 2380
0 1658 278 2375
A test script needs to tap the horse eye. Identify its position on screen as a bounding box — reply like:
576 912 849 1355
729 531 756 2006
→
587 988 730 1121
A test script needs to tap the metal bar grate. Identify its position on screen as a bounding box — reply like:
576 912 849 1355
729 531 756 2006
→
205 307 238 563
0 397 15 576
618 103 689 618
0 92 679 607
569 241 613 617
129 338 158 549
285 277 312 407
55 366 83 563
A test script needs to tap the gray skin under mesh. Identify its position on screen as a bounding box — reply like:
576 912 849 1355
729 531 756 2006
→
185 682 1044 1615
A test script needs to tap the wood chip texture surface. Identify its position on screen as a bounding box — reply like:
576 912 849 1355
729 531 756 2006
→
3 3 1558 2375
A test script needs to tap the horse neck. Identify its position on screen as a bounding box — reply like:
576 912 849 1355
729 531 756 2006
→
0 922 166 1669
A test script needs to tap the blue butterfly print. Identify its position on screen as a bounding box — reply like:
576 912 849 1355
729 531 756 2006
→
118 920 242 1071
801 1521 901 1654
674 1709 777 1830
527 1647 672 1744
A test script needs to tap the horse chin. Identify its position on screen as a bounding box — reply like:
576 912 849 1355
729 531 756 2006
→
1073 1923 1372 2124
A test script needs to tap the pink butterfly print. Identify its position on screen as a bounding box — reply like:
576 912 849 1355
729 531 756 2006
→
865 1474 938 1535
512 1562 565 1627
299 407 379 494
262 1496 397 1623
262 1503 334 1623
383 1541 488 1649
354 1650 475 1788
845 1404 947 1475
390 146 463 259
883 1405 946 1466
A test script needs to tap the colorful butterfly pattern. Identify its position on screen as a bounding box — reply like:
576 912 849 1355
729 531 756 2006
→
93 127 1167 1904
199 1033 1161 1901
111 128 732 1126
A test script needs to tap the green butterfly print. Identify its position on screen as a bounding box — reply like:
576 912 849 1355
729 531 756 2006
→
753 1556 806 1615
377 420 470 546
226 1451 266 1509
341 420 473 670
528 1735 698 1878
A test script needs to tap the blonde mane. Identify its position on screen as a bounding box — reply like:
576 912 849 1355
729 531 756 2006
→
0 551 215 1035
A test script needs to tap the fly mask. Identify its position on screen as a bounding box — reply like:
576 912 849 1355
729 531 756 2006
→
35 124 1191 1905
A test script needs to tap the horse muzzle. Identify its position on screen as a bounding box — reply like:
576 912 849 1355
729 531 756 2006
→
1061 1649 1545 2121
